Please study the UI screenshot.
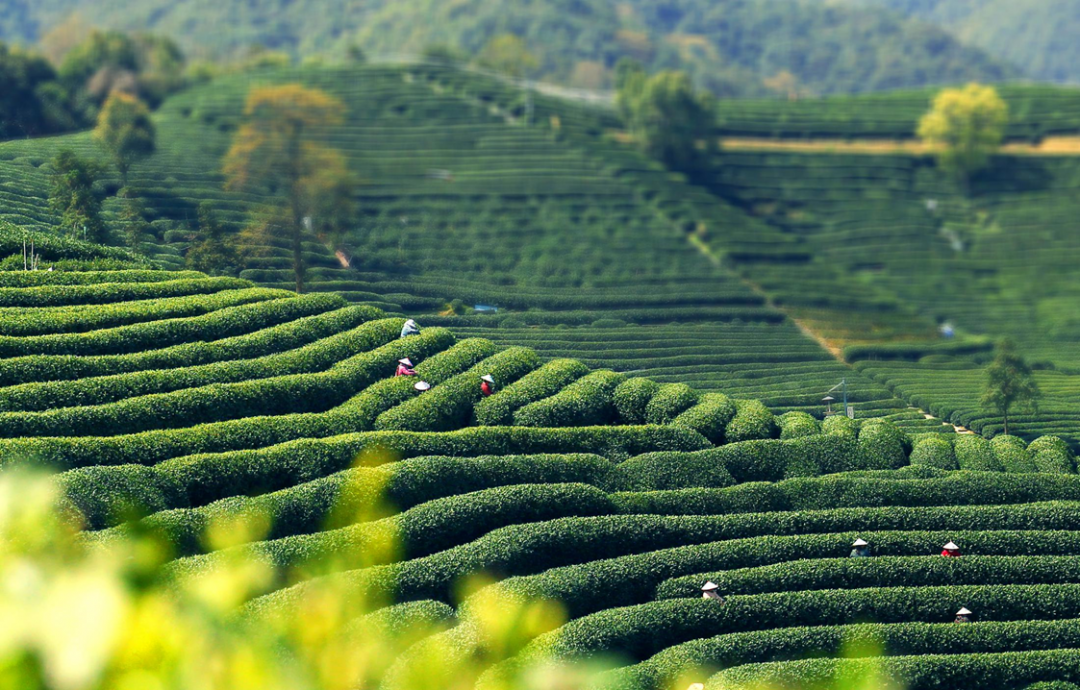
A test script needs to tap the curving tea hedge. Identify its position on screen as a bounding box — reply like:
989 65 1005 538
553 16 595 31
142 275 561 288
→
910 435 959 470
644 384 700 425
614 620 1080 690
0 287 291 337
514 370 627 428
0 318 403 412
0 327 455 438
725 399 778 442
0 305 381 387
0 276 252 308
473 358 589 426
671 394 737 445
710 649 1080 690
541 584 1080 663
374 347 539 432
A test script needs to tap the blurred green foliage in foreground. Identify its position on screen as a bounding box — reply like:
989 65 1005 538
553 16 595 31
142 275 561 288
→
0 466 905 690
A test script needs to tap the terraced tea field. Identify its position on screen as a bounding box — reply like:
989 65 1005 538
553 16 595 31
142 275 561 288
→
0 63 927 426
7 264 1080 689
5 61 1080 443
712 84 1080 142
691 147 1080 442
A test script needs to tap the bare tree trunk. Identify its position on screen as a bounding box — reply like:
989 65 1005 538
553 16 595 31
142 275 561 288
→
287 122 305 294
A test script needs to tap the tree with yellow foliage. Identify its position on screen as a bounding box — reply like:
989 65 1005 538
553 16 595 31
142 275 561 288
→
93 90 155 189
223 84 353 293
478 34 539 79
918 83 1008 193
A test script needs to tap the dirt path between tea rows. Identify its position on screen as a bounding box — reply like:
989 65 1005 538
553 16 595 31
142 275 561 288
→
720 136 1080 156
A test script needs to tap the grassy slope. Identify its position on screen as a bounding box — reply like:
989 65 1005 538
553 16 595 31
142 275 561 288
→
3 266 1080 690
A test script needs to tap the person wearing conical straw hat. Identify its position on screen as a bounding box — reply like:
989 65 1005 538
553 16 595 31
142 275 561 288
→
395 358 417 377
480 374 495 397
941 541 961 557
701 581 724 602
413 381 431 392
954 607 975 623
850 538 871 558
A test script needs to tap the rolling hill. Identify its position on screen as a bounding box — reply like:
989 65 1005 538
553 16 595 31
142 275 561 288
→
4 238 1080 688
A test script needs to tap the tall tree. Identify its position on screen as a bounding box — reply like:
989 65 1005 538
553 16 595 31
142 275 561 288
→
618 68 717 174
614 58 646 123
918 83 1008 192
981 338 1041 437
94 90 155 189
223 83 349 293
49 150 106 243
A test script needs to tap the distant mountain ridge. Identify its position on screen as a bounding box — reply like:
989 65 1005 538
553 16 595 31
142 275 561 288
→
0 0 1017 96
851 0 1080 84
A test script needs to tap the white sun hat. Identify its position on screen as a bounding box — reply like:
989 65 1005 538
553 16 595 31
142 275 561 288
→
956 607 972 616
944 542 959 550
481 374 495 384
399 358 413 366
853 538 869 547
701 581 719 591
414 381 431 391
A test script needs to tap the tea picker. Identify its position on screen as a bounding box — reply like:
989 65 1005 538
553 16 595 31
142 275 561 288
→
400 319 421 338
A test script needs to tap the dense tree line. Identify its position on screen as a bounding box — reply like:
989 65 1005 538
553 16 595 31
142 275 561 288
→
0 29 186 141
0 0 1017 98
0 43 79 138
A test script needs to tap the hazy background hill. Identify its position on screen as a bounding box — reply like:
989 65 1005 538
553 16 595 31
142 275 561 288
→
854 0 1080 83
0 0 1018 96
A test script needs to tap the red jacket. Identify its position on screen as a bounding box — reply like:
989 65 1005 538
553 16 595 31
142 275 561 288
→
481 381 493 396
941 549 961 557
396 364 417 377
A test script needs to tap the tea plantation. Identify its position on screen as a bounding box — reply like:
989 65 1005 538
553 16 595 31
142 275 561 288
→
0 240 1076 688
4 60 1080 688
711 84 1080 141
0 62 926 426
694 147 1080 442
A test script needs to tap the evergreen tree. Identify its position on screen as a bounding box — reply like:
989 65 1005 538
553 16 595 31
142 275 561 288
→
118 190 152 250
48 150 106 243
617 66 716 174
185 202 238 274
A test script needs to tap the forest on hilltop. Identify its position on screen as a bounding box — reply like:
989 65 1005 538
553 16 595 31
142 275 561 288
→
854 0 1080 83
0 0 1017 97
